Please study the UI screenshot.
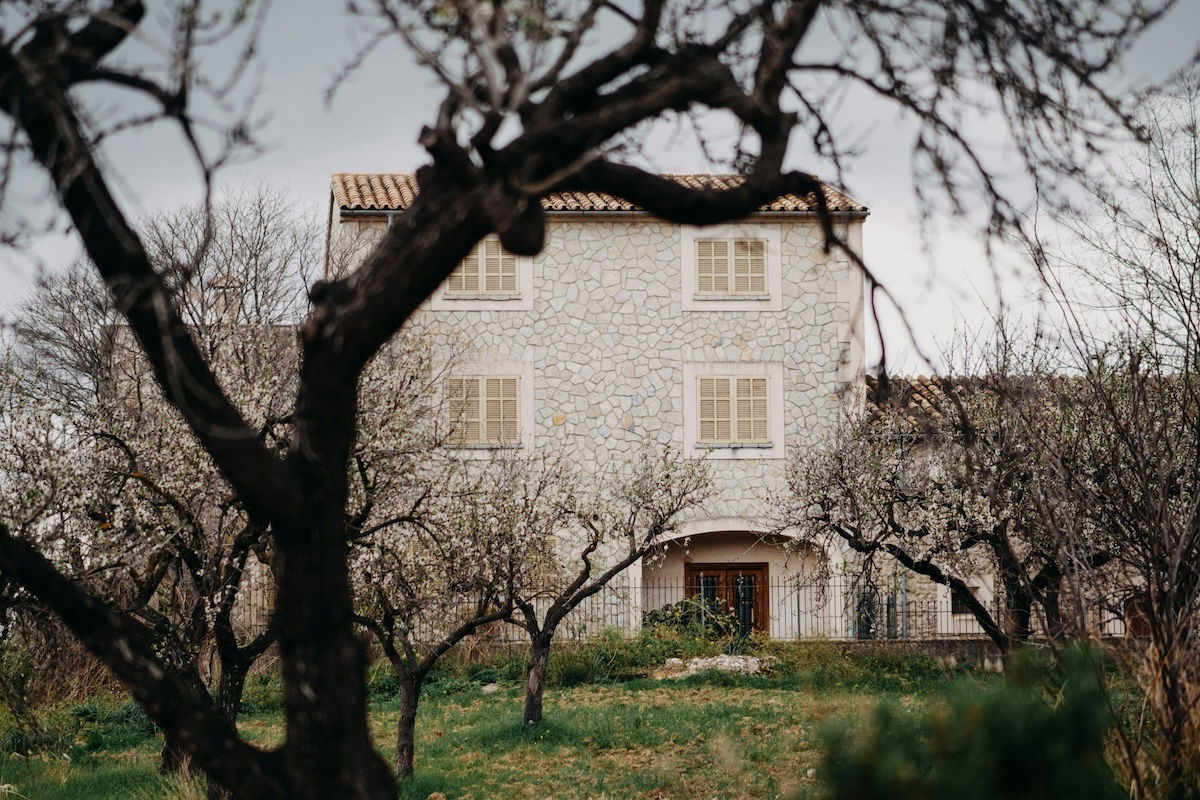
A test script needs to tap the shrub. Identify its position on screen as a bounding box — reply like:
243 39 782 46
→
107 700 155 737
818 647 1123 800
367 664 400 700
239 674 285 715
68 697 110 723
0 723 70 755
642 596 740 639
421 675 480 699
398 634 964 693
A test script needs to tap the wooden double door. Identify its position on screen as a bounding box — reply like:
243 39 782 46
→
686 563 769 636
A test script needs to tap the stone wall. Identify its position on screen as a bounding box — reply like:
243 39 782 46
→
332 213 865 535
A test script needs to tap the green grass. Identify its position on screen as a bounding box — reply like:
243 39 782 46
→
0 645 978 799
393 681 845 800
0 759 167 800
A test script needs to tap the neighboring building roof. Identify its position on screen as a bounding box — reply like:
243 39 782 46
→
868 376 979 431
330 173 868 214
866 374 1054 431
866 375 954 426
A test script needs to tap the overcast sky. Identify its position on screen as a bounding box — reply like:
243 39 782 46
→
1 2 1198 374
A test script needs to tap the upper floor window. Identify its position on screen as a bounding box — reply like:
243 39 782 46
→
696 239 767 296
698 376 769 444
446 236 518 296
681 224 783 312
429 235 533 311
447 376 519 445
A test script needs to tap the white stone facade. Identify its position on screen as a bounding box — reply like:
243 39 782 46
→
329 202 867 637
330 213 865 510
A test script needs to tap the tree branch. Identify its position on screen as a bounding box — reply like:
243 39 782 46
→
0 523 285 796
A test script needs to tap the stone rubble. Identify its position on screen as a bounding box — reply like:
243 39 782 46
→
656 654 767 678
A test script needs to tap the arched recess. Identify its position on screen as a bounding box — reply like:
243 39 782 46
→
634 518 848 639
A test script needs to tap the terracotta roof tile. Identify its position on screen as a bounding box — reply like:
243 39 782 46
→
865 375 963 429
331 173 867 214
865 374 1057 433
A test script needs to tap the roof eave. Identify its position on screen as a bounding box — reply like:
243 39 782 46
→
336 207 869 218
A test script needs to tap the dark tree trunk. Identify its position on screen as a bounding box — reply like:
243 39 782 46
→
203 659 253 799
1001 575 1033 652
216 660 250 724
159 665 212 775
272 508 396 799
523 634 552 726
160 730 191 775
395 674 420 778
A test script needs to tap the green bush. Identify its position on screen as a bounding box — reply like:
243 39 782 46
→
817 647 1123 800
421 674 481 699
463 656 524 683
366 663 400 700
68 697 110 723
62 696 158 751
107 700 155 737
387 634 963 694
239 674 284 715
1 722 71 755
642 596 740 639
758 641 953 693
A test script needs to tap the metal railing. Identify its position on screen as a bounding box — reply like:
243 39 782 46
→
233 574 1131 644
504 577 1001 643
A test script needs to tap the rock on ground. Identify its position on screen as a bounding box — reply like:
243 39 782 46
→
652 654 766 679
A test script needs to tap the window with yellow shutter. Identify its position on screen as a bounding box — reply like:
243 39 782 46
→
447 376 520 445
446 236 518 297
697 376 769 444
695 238 766 296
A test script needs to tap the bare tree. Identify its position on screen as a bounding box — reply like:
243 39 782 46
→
8 260 118 411
341 334 527 779
1035 342 1200 799
2 188 315 784
352 452 566 776
0 1 1179 796
785 331 1115 655
509 445 710 726
1034 77 1200 799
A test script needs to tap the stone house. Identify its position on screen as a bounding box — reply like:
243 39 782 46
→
327 172 870 639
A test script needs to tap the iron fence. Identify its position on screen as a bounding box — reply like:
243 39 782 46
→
230 574 1130 644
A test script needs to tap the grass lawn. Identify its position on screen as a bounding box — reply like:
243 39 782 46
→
0 674 926 800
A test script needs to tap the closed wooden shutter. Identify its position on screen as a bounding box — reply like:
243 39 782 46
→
449 376 519 444
697 240 731 293
447 236 515 295
700 376 768 444
697 240 714 293
699 377 732 442
447 247 480 293
733 239 766 294
448 377 482 443
481 238 517 293
483 377 519 443
499 378 519 442
735 377 768 441
697 238 765 295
